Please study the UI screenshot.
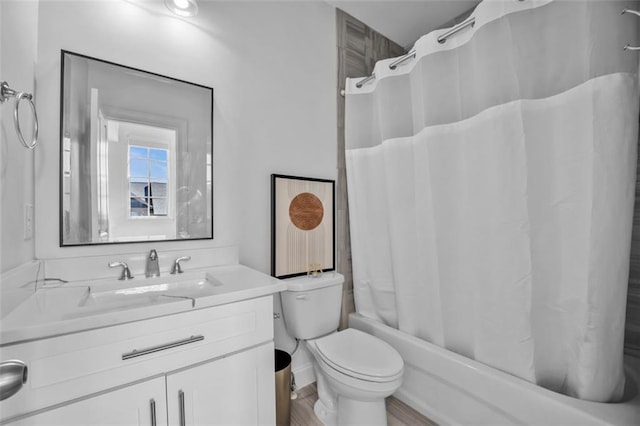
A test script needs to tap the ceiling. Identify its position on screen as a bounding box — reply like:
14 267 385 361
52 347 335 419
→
326 0 480 49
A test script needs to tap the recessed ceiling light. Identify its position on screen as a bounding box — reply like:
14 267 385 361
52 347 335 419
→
164 0 198 17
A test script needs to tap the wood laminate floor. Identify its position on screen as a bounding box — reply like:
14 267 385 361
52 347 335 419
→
290 383 437 426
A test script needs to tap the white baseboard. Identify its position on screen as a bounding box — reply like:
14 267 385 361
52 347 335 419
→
292 362 316 390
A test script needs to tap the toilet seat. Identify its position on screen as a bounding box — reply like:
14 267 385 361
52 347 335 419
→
314 329 404 383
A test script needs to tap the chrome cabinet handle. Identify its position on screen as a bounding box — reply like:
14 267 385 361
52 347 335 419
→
179 390 186 426
150 398 157 426
122 335 204 360
0 360 28 401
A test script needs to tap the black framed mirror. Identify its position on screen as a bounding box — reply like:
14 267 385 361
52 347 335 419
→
59 50 213 246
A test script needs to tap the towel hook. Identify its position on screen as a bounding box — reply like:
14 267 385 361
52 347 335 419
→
0 81 38 149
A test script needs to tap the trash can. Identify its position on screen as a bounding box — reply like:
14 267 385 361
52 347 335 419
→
274 349 292 426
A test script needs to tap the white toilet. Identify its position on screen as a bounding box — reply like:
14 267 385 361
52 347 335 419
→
281 272 404 426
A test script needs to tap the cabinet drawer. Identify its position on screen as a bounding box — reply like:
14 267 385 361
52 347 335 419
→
0 296 273 422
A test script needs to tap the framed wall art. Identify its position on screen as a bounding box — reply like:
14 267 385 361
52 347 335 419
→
271 174 335 279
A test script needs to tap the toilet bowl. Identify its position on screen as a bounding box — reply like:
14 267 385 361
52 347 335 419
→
281 273 404 425
307 328 403 425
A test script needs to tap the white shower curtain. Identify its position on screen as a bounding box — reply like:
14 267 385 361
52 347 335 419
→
345 0 640 402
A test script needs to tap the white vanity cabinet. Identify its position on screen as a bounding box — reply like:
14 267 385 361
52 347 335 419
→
0 296 277 425
10 377 168 426
166 343 274 426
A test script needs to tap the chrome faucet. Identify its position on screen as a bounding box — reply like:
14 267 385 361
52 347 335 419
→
170 256 191 274
146 249 160 278
108 261 134 280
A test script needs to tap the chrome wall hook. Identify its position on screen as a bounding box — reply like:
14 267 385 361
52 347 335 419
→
0 81 17 103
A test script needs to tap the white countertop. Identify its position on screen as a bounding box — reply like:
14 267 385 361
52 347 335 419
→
0 264 285 345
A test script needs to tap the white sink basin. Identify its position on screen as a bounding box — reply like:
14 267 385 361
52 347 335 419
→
79 277 220 309
3 274 224 324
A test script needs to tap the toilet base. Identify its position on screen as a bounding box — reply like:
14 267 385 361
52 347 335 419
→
313 398 337 426
337 396 387 426
313 394 388 426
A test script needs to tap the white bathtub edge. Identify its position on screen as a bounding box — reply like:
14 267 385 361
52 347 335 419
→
349 313 640 426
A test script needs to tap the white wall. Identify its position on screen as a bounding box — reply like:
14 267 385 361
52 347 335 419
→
31 1 336 364
34 1 337 278
0 1 39 273
0 0 336 376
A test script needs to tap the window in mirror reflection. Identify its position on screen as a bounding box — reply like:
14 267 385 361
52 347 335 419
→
104 120 178 241
129 146 170 217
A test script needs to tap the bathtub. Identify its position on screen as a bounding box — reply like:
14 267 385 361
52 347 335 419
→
349 313 640 425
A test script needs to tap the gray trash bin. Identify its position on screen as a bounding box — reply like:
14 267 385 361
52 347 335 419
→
274 349 291 426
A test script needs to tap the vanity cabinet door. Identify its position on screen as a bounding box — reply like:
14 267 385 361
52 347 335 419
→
166 342 275 426
8 376 167 426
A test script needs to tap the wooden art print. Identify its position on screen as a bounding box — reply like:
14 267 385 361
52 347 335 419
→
271 175 335 278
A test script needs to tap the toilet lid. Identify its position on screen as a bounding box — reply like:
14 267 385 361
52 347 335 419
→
315 329 403 382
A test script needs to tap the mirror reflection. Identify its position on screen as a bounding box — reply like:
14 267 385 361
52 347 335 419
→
60 51 213 245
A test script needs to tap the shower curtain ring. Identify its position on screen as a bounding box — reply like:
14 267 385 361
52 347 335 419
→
622 9 640 17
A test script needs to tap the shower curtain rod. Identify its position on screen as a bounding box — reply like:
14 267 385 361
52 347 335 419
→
354 5 640 91
355 17 475 89
389 51 416 70
353 1 640 91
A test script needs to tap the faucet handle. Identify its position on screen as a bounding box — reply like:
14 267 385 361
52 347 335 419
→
170 256 191 274
108 261 134 280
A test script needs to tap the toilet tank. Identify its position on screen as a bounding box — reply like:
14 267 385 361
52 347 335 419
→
281 272 345 340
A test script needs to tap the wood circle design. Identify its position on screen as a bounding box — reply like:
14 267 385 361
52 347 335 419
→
289 192 324 231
